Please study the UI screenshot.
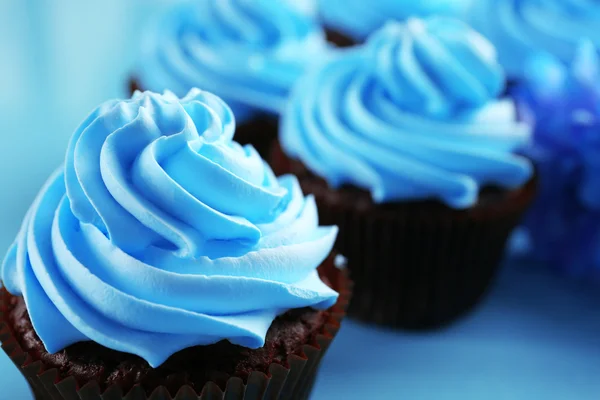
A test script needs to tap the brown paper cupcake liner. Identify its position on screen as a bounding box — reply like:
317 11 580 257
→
128 78 277 159
0 263 351 400
271 142 536 330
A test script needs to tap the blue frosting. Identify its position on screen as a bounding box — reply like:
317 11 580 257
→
318 0 470 40
469 0 600 79
285 0 317 17
281 18 533 209
136 0 329 123
1 89 338 367
515 41 600 280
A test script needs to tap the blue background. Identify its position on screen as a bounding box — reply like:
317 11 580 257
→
0 2 599 399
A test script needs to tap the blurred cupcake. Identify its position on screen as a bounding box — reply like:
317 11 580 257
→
0 89 350 399
130 0 330 157
318 0 470 47
513 40 600 282
469 0 600 84
273 18 536 329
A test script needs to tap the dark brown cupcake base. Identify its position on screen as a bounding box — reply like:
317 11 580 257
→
271 142 536 330
323 28 357 48
129 78 277 159
129 77 142 96
0 256 351 400
232 117 278 159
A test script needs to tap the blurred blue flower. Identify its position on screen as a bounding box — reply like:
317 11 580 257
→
514 40 600 281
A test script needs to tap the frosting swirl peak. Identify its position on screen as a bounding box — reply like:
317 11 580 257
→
1 89 338 367
370 18 504 118
281 18 533 208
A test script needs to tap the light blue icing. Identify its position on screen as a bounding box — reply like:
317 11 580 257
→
285 0 318 17
136 0 329 124
469 0 600 79
281 18 533 209
1 89 338 368
318 0 471 40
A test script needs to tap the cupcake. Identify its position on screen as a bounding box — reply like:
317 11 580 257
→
273 18 536 329
0 89 350 399
468 0 600 84
318 0 470 47
513 40 600 282
130 0 330 157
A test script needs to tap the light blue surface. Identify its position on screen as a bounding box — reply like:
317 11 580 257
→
313 261 600 400
0 2 599 399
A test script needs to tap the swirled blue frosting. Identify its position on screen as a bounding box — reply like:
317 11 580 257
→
514 41 600 280
469 0 600 78
136 0 329 124
281 18 533 209
1 89 338 367
318 0 471 40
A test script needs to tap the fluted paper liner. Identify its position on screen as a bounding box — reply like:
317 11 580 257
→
271 141 536 330
0 263 351 400
128 78 277 158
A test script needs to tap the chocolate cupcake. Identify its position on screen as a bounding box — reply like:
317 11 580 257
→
318 0 470 48
129 0 331 158
512 40 600 282
274 18 536 329
468 0 600 84
0 89 350 399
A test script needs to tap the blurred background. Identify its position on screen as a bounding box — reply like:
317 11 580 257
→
0 0 170 252
1 2 600 399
